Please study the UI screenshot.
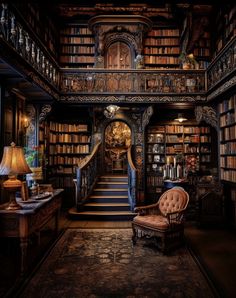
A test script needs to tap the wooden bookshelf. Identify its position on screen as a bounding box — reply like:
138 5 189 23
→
213 5 236 58
146 122 213 201
46 121 91 203
144 27 180 69
219 94 236 183
60 24 95 68
193 32 211 69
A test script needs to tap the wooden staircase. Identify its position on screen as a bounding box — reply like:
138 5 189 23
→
69 175 136 221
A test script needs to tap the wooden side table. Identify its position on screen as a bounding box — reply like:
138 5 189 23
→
0 189 63 274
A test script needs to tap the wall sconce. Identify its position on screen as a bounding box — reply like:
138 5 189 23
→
23 116 29 129
174 113 187 123
0 142 32 210
104 105 120 119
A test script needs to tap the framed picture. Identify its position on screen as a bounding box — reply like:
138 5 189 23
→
21 181 29 201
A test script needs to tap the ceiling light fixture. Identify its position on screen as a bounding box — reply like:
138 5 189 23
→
104 105 120 119
174 113 187 123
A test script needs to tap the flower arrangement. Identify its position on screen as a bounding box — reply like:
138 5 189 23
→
179 52 198 69
24 146 42 167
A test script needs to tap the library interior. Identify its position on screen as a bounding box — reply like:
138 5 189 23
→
0 1 236 297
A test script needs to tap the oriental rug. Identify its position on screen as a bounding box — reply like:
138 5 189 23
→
19 229 216 298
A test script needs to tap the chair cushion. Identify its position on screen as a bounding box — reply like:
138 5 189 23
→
159 188 187 215
133 215 169 230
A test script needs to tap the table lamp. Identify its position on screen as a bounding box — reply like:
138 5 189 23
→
0 142 32 210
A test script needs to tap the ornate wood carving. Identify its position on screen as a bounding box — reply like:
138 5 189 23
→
207 38 236 93
39 104 52 123
61 70 206 95
207 75 236 101
142 106 153 129
59 95 206 103
195 106 218 128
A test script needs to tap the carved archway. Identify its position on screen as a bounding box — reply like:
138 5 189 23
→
104 121 131 173
105 41 132 69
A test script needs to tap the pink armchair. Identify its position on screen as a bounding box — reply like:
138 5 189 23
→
132 187 189 253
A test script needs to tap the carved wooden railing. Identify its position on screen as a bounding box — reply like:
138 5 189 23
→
207 37 236 99
76 142 102 210
60 69 206 100
0 3 59 89
127 146 137 211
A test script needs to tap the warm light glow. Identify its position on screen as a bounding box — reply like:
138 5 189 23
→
104 105 120 119
0 143 32 210
174 113 187 123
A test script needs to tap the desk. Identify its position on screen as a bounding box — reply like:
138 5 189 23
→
164 180 188 190
0 189 63 274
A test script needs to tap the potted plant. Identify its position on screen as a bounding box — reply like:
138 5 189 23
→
179 52 198 69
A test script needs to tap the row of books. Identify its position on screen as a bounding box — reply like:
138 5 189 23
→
231 188 236 201
60 27 92 35
52 176 74 188
60 36 94 44
48 156 84 165
49 134 91 143
220 125 236 141
146 175 164 186
219 95 236 113
221 169 236 183
220 112 236 127
49 144 90 154
49 122 88 132
220 142 236 154
144 38 179 46
193 48 210 57
61 45 95 54
147 29 179 37
144 47 179 55
144 56 179 64
60 56 95 63
220 156 236 168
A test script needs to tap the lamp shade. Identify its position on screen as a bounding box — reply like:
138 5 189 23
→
0 143 32 176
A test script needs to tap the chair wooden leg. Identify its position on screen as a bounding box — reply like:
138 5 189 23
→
132 225 137 245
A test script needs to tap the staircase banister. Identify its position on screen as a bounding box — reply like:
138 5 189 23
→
78 141 102 170
76 141 102 210
127 146 137 172
127 146 137 211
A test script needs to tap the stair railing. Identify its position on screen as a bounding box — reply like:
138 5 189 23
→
127 146 137 211
76 141 102 210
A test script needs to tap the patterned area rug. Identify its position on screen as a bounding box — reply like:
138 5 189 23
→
20 229 215 298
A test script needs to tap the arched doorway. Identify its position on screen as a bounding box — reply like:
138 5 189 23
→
105 41 132 69
104 121 131 174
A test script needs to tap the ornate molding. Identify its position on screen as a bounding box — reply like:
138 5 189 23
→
207 75 236 101
142 106 153 129
59 95 206 103
195 106 218 128
39 104 52 123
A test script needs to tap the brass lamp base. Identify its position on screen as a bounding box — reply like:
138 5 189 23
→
3 176 22 210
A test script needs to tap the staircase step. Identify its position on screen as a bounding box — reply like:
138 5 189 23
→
99 175 128 183
89 195 128 203
68 208 136 221
97 182 128 189
93 188 128 196
83 202 131 211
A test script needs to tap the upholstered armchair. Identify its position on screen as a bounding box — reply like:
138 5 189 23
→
132 187 189 253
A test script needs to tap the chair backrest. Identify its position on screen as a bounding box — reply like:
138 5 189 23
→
158 187 189 215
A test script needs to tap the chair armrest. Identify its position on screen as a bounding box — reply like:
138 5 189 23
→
134 203 159 215
166 208 186 225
